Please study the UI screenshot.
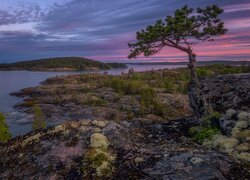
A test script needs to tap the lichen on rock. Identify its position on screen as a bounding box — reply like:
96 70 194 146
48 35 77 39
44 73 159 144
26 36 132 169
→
92 120 107 128
90 133 109 149
212 135 239 153
226 109 236 119
84 132 116 178
238 112 250 122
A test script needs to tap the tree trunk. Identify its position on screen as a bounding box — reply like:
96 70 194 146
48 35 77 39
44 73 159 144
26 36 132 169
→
187 51 205 118
188 52 197 82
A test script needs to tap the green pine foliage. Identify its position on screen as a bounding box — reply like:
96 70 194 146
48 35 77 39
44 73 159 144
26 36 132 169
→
128 5 227 59
0 113 12 143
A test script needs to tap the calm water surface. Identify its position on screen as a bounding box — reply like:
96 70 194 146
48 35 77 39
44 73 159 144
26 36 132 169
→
0 64 184 136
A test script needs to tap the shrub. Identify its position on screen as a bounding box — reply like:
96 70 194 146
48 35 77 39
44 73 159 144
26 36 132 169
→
152 100 166 117
140 88 155 107
86 96 106 106
104 78 142 95
140 87 156 114
33 105 46 130
165 79 176 93
0 113 12 143
189 126 220 144
189 111 221 144
196 68 214 78
203 111 221 128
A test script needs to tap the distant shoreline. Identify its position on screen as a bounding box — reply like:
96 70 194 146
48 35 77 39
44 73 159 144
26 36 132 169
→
0 67 127 72
125 60 250 66
0 57 127 71
1 59 249 72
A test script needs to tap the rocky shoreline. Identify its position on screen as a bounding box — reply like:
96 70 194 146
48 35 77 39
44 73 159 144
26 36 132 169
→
11 72 193 125
1 67 250 179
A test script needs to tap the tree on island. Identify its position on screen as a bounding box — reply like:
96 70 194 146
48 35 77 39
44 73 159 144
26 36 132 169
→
33 105 46 130
128 5 227 117
0 113 12 143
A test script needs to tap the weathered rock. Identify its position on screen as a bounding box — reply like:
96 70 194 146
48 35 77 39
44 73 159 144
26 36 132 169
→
200 73 250 113
1 118 248 179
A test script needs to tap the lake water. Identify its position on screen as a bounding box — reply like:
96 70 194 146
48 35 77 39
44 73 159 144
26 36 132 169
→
0 64 184 137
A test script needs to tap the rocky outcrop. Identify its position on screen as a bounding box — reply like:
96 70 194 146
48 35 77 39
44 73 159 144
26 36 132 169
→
200 73 250 113
189 74 250 165
1 118 248 179
188 73 250 118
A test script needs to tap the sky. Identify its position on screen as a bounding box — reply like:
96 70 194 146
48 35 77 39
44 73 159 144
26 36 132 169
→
0 0 250 63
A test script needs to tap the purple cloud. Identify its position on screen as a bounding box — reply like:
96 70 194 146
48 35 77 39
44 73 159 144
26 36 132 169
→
0 0 250 62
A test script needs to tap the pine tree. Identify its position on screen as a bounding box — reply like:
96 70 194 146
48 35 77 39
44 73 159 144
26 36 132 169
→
0 112 12 142
33 105 46 130
128 5 227 117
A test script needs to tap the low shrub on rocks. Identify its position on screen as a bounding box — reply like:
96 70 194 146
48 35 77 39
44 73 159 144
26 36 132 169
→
0 113 12 143
189 126 220 144
189 111 221 144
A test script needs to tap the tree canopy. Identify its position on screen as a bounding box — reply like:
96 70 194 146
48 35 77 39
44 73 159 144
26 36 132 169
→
128 5 227 58
128 5 227 117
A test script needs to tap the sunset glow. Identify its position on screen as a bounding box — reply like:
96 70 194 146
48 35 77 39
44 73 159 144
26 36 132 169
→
0 0 250 62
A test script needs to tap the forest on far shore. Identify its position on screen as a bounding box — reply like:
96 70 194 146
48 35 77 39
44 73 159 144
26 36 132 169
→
0 57 127 71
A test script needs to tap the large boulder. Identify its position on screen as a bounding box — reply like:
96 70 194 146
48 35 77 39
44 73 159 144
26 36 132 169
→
199 73 250 113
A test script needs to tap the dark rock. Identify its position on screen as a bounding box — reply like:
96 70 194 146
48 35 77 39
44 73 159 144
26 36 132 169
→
200 73 250 113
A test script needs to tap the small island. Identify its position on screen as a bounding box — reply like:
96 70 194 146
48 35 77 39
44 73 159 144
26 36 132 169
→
0 57 127 71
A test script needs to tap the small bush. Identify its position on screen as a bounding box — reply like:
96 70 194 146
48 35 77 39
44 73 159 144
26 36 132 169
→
189 126 220 144
196 68 214 78
165 79 176 93
104 78 142 95
152 100 166 117
140 87 156 115
0 113 12 143
140 88 155 107
203 111 221 128
189 111 221 144
33 105 46 130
